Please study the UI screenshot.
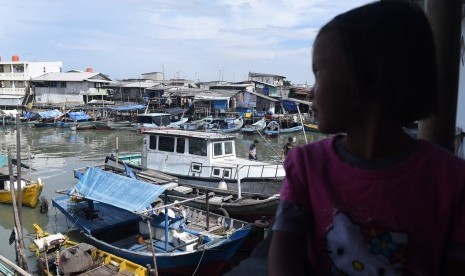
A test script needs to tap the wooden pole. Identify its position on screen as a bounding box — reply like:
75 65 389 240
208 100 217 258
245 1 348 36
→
296 104 307 143
0 254 32 276
418 0 462 152
15 114 22 221
146 220 158 276
205 189 210 230
115 137 119 169
236 165 242 199
8 149 28 272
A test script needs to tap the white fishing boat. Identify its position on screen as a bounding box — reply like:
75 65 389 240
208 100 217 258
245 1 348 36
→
140 129 284 195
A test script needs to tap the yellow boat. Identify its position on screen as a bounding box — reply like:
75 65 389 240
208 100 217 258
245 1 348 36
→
303 122 320 133
0 178 44 208
29 224 148 276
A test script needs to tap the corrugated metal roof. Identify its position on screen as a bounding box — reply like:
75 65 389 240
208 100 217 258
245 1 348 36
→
247 90 279 102
31 72 111 82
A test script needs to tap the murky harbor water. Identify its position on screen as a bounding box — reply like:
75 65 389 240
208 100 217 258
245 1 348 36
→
0 125 324 274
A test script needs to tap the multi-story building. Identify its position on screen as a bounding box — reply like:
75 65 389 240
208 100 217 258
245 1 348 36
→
0 55 62 106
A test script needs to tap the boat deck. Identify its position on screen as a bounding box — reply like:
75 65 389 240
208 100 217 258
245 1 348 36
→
78 264 134 276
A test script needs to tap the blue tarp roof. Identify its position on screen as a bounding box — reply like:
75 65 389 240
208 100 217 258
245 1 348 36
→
38 109 63 119
282 100 298 112
0 155 31 169
72 167 168 213
0 155 7 168
67 111 91 122
107 105 146 111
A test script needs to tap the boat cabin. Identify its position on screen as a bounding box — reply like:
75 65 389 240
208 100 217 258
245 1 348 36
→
136 113 171 126
141 129 238 178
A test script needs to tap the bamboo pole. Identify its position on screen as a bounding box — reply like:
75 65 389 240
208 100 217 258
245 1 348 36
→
146 221 158 276
115 137 119 169
15 114 22 221
0 254 32 276
8 149 28 272
255 129 283 162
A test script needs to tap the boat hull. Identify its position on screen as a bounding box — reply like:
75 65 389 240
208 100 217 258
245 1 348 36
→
303 123 320 133
173 175 282 196
0 180 44 207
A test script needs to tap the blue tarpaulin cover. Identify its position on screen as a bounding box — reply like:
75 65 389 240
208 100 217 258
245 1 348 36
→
67 112 91 122
72 167 167 213
213 100 228 109
282 100 298 112
38 109 63 119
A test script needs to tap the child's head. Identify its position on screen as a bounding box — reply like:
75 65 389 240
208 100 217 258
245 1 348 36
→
312 1 437 134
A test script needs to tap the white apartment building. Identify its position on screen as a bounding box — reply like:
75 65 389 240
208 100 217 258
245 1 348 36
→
0 55 62 106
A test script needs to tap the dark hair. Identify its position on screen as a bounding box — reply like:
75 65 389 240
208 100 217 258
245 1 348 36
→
317 1 438 124
254 139 259 143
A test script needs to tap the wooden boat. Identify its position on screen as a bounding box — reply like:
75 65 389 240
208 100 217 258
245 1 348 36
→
132 113 172 131
182 116 213 131
29 224 148 276
241 118 266 135
0 156 44 208
139 129 284 196
75 123 96 130
303 122 320 133
207 117 244 133
78 159 280 222
0 179 44 208
279 124 303 133
263 121 280 138
52 167 252 276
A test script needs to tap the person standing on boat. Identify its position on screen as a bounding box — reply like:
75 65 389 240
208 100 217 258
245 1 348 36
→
249 139 259 160
282 137 294 159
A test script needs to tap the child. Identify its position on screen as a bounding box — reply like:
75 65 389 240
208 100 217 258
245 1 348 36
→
268 1 465 275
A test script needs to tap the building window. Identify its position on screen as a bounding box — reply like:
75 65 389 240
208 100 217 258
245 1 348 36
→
60 82 66 88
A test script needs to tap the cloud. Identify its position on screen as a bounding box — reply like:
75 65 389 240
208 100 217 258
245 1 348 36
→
0 0 372 84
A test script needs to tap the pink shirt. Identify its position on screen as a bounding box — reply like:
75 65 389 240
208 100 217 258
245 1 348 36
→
280 137 465 275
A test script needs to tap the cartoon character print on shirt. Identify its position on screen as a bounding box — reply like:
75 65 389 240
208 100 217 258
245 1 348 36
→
326 213 411 275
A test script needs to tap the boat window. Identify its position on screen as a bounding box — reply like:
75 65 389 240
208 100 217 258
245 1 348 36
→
213 168 221 177
224 141 234 155
189 138 207 156
191 162 202 173
213 142 223 157
176 138 185 153
223 169 231 178
149 135 157 150
159 136 175 152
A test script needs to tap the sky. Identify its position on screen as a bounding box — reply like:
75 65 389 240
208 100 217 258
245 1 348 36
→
0 0 372 85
